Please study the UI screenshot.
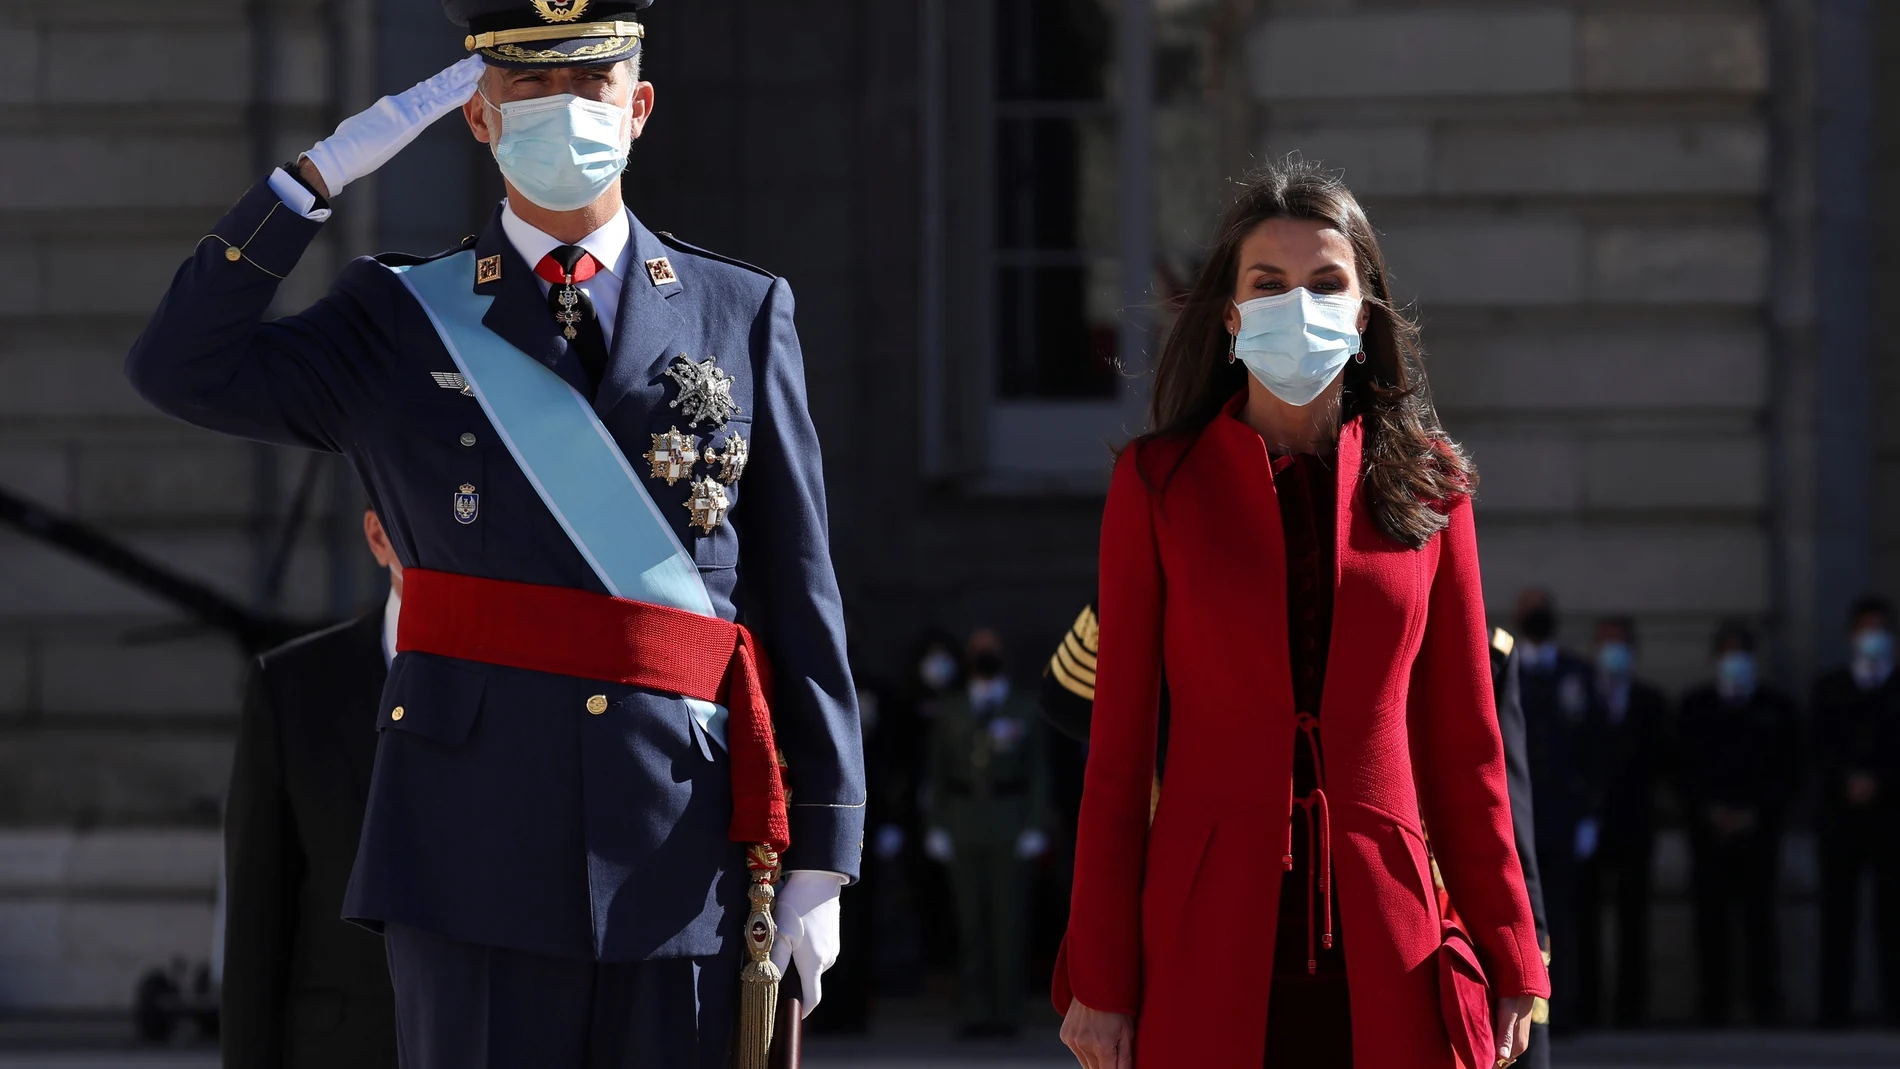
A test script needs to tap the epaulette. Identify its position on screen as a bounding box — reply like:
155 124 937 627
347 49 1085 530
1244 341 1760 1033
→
1491 627 1515 657
653 230 776 279
373 233 477 268
1049 604 1100 702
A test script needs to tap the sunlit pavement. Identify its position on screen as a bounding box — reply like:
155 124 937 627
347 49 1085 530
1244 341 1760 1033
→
0 1020 1898 1067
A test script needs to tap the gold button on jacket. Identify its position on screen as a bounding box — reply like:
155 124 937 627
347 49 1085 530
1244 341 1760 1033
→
391 706 405 721
586 695 609 715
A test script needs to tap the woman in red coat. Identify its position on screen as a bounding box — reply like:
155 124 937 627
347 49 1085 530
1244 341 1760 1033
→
1056 162 1549 1069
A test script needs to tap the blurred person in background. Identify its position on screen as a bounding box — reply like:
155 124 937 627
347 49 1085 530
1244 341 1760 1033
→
1575 615 1667 1028
809 617 915 1034
908 628 966 972
1057 162 1545 1069
924 628 1051 1039
1812 596 1900 1028
223 507 402 1069
1512 588 1603 1035
1677 621 1800 1026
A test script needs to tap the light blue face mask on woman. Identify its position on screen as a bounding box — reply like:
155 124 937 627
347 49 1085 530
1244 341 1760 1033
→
482 89 630 212
1230 288 1364 407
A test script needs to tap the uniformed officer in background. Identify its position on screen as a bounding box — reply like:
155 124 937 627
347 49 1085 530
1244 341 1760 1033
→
125 2 864 1065
1574 615 1667 1028
1812 596 1900 1027
925 629 1051 1039
1512 588 1603 1035
1677 621 1799 1026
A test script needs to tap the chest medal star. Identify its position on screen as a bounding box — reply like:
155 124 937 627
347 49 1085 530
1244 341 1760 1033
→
685 477 731 534
706 431 749 485
643 427 700 486
664 354 740 430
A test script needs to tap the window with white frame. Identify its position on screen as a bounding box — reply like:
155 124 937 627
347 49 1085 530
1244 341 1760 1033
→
925 0 1231 486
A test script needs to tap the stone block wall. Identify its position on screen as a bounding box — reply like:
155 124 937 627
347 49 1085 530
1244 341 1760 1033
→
0 0 371 1008
1247 0 1774 690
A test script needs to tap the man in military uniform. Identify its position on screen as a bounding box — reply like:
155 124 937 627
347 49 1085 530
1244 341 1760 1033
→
1677 621 1799 1026
1812 597 1900 1027
1575 615 1667 1027
125 3 864 1065
925 629 1051 1039
1512 588 1602 1035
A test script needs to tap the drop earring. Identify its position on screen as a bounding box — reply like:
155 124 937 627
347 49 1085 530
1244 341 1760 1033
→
1228 331 1237 364
1353 348 1367 364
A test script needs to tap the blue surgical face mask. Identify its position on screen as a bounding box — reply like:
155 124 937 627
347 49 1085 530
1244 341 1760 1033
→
1716 650 1757 701
1853 628 1893 666
482 88 630 212
1231 289 1363 407
1597 641 1634 679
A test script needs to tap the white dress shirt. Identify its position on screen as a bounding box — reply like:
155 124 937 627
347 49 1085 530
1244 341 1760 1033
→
382 587 401 667
499 201 631 349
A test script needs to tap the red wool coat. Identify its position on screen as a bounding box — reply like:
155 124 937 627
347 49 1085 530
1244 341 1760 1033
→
1054 405 1550 1068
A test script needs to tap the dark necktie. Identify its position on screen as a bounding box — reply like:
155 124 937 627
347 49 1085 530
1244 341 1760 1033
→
534 245 609 395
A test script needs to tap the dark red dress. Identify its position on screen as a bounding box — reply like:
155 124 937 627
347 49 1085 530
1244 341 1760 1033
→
1263 452 1351 1067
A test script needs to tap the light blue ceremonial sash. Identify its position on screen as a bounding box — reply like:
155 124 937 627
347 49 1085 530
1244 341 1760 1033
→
390 252 727 746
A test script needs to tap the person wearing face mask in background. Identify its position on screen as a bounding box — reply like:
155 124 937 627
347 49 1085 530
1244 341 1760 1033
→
1676 621 1800 1027
924 629 1051 1039
122 2 866 1066
1510 588 1604 1036
1573 616 1668 1028
904 629 966 974
1811 596 1900 1028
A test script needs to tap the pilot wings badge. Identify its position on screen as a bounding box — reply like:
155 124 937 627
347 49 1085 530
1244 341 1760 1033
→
664 354 740 429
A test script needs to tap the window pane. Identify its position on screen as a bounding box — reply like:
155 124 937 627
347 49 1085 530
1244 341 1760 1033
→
996 0 1117 103
995 262 1119 399
996 116 1119 252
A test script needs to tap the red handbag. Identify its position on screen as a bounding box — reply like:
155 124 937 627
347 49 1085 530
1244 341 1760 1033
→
1437 921 1494 1069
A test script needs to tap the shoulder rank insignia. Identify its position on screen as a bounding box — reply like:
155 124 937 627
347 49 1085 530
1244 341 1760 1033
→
645 256 678 287
685 477 730 534
432 371 474 396
453 483 480 525
665 354 740 429
1491 627 1515 657
707 431 749 484
643 427 699 486
476 254 502 285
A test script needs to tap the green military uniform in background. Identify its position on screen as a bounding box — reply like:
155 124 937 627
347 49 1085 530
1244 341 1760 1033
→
925 681 1051 1035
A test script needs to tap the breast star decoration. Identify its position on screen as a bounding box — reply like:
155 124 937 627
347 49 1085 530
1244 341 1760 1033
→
664 354 741 429
642 427 699 486
706 431 749 485
685 477 731 534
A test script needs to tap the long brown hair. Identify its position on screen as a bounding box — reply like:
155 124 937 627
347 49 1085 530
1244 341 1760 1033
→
1141 159 1475 549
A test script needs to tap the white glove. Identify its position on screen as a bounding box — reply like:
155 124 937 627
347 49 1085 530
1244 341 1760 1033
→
1015 828 1050 860
769 870 844 1017
873 823 906 860
924 827 955 863
303 55 486 196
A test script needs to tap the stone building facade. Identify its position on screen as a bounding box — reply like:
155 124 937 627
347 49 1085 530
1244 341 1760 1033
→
0 0 1889 1017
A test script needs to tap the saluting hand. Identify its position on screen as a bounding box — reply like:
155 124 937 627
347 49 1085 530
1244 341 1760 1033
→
300 54 488 199
1061 998 1134 1069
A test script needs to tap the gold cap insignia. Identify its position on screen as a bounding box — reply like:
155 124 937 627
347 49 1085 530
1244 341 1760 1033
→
531 0 589 24
645 256 678 287
476 254 502 285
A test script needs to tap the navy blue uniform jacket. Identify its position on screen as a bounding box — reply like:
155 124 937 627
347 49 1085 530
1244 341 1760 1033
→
128 177 866 963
